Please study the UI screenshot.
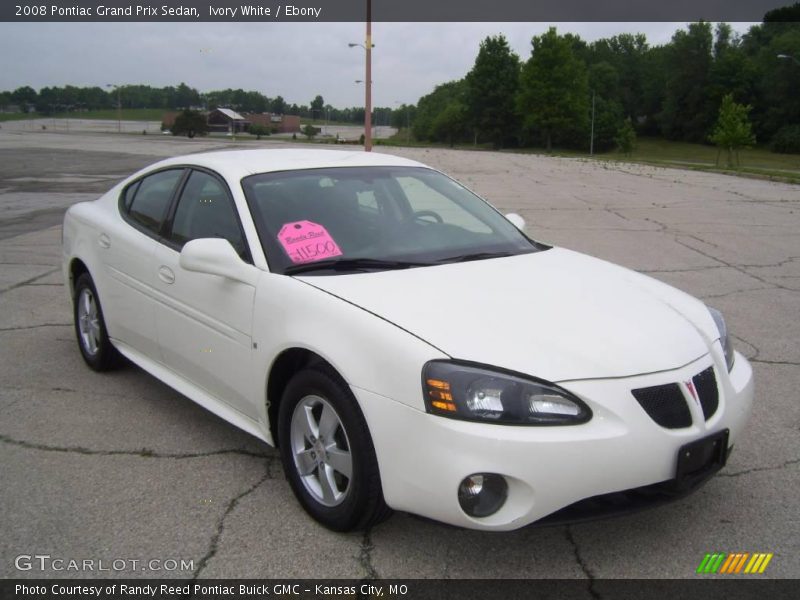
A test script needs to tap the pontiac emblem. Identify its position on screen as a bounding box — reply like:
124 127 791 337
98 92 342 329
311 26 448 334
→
686 380 699 404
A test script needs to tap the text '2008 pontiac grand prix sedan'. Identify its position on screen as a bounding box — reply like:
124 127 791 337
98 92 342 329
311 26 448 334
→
62 149 753 531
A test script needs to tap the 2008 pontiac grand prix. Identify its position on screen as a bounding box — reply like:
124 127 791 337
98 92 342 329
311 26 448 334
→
62 149 753 531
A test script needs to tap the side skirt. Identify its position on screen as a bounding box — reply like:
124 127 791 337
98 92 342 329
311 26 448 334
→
112 339 274 446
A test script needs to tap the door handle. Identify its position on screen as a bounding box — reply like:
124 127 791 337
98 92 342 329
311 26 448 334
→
158 266 175 284
98 233 111 249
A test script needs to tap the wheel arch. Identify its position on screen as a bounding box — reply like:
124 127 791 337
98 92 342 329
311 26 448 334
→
68 258 90 298
266 347 343 447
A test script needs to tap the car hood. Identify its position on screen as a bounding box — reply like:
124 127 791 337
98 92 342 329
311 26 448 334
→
298 248 715 382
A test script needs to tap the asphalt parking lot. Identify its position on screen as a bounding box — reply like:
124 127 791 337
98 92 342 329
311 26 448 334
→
0 128 798 581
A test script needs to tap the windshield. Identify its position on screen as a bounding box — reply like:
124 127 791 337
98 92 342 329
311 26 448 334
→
241 166 543 275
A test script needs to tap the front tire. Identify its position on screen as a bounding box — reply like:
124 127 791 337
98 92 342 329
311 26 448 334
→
278 367 391 531
73 273 121 371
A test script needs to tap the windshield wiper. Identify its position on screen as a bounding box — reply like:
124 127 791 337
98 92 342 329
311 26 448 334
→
436 251 514 264
285 257 434 275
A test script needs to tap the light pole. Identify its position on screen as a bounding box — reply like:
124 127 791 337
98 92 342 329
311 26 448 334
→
777 53 800 66
348 0 373 151
354 80 374 140
106 84 121 133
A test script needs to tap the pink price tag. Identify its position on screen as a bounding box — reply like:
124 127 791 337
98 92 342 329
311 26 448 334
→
277 221 343 264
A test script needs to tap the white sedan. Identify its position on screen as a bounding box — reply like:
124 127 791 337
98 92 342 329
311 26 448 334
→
62 149 753 531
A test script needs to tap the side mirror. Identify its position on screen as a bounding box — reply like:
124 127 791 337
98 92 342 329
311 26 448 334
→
179 238 257 286
505 212 526 231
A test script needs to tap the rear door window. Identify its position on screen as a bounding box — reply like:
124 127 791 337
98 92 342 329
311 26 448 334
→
126 169 184 235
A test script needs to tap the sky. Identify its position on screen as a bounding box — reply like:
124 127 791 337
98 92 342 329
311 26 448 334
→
0 21 757 108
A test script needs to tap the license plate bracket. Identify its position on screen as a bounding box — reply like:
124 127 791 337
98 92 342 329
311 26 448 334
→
676 429 729 482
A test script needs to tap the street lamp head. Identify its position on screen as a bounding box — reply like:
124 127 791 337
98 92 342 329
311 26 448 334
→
777 54 789 59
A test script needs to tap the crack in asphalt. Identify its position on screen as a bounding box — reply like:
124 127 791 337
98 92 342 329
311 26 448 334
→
740 256 800 269
641 265 727 274
701 287 774 301
358 528 379 580
192 470 271 580
684 233 721 249
674 237 796 293
0 266 61 294
565 526 601 599
750 359 800 367
719 458 800 478
643 217 668 232
606 208 631 223
0 383 168 402
0 323 71 332
0 433 280 463
731 333 760 361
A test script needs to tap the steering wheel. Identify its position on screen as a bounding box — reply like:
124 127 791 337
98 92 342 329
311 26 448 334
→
412 210 444 224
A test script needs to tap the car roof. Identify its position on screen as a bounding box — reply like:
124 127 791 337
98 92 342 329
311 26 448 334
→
153 148 428 180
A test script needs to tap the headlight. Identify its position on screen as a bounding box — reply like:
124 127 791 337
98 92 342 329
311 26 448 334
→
422 361 591 425
708 307 735 372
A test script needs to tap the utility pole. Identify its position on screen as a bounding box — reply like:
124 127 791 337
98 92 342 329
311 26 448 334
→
364 0 372 151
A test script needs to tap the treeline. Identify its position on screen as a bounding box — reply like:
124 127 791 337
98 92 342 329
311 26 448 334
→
414 9 800 153
0 84 397 126
1 83 202 114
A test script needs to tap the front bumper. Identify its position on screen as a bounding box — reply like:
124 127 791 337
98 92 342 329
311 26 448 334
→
354 348 753 531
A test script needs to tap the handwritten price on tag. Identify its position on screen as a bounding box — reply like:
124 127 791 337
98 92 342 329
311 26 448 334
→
278 221 343 264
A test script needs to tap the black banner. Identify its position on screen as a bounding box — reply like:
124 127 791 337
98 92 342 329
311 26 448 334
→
1 0 795 23
2 579 798 600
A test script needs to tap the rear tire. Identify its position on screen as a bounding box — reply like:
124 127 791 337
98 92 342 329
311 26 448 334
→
278 366 392 531
73 273 122 371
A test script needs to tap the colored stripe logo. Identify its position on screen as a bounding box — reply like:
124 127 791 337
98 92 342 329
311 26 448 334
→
696 552 774 574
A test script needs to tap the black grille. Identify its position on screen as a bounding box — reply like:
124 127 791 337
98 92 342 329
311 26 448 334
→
632 383 692 429
693 366 719 420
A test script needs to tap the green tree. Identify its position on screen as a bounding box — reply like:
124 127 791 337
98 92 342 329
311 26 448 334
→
302 124 319 139
77 86 111 110
431 101 469 147
391 103 416 133
659 22 715 142
516 27 590 151
175 82 200 109
36 87 61 113
588 33 649 123
248 124 271 139
11 86 37 108
615 117 637 155
588 62 625 151
310 95 324 119
271 95 287 114
709 94 756 167
413 80 469 144
171 109 208 138
464 35 521 147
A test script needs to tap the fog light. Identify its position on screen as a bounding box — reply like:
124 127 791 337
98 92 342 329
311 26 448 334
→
457 473 508 518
